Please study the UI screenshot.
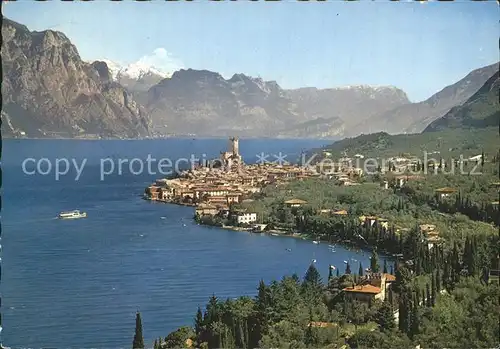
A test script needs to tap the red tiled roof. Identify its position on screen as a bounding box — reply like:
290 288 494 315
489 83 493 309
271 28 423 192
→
435 187 457 193
343 284 381 294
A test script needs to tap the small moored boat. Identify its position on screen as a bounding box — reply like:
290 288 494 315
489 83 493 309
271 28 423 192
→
58 210 87 220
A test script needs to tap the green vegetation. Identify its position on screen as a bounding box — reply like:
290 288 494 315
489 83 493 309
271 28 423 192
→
308 127 498 160
142 236 499 348
133 312 145 349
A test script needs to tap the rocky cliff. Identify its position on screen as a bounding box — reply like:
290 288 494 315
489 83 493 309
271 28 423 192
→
1 18 151 139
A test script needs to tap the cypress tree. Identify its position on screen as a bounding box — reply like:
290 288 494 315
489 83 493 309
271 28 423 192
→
195 306 204 338
255 279 271 339
133 312 145 349
336 268 340 277
388 286 394 308
410 296 419 338
345 262 351 274
431 273 436 306
443 259 450 290
153 339 158 349
398 291 410 334
425 284 431 307
383 260 388 274
390 264 394 275
415 287 421 306
436 267 441 292
328 265 333 281
370 249 380 273
358 262 364 276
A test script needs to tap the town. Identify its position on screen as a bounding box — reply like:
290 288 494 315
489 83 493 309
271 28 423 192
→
144 137 319 223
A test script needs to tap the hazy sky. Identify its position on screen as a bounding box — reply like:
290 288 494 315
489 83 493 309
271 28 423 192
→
4 1 498 102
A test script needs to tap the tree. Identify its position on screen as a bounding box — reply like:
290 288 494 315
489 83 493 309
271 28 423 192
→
359 262 364 276
398 290 411 334
383 260 388 274
425 283 431 307
164 326 195 348
370 249 380 273
133 312 145 349
436 267 441 292
394 265 411 293
255 279 271 334
410 296 420 339
388 286 395 308
304 308 317 347
431 273 437 306
195 307 204 338
303 263 322 287
376 301 395 332
345 262 351 274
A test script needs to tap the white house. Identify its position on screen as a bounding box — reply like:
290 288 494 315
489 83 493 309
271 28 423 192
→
235 213 257 224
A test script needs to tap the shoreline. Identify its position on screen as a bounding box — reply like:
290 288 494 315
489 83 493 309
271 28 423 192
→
145 197 388 257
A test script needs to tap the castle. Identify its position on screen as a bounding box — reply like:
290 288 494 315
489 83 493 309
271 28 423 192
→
220 137 242 168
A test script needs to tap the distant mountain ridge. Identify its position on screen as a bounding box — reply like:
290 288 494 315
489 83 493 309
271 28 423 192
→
423 70 499 132
144 69 410 138
346 63 499 137
2 17 497 139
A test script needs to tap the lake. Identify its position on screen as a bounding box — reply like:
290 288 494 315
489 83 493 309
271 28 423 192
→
1 138 383 348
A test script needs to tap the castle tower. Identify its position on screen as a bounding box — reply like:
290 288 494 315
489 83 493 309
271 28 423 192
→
229 137 239 156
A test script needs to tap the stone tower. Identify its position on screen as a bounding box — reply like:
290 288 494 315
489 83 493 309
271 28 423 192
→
229 137 239 156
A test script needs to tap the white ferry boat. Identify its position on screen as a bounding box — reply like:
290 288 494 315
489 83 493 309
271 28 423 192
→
58 210 87 219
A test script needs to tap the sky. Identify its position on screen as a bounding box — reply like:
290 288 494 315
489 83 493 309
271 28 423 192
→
3 0 499 102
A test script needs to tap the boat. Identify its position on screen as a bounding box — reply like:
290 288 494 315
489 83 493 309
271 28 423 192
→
312 240 320 244
58 210 87 219
312 259 317 263
343 260 348 264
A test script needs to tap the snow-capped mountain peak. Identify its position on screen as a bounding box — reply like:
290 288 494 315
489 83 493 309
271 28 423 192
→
119 61 171 80
94 59 174 82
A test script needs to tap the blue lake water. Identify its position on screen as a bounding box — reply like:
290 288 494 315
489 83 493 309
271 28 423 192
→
1 138 383 348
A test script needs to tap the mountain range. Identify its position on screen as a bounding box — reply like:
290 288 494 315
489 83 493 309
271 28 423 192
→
423 70 499 132
1 19 150 139
347 63 499 136
1 18 498 139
